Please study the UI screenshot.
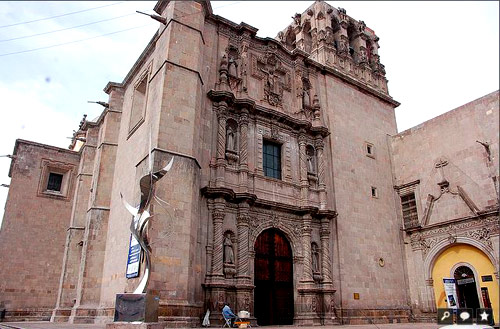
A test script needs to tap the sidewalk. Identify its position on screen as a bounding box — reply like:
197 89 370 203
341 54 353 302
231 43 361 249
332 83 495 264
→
0 322 442 329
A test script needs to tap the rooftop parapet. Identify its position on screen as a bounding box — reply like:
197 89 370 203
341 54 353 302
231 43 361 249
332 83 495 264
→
276 1 388 95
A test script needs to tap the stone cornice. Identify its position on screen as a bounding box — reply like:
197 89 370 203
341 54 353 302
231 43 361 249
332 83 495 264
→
208 90 330 137
404 209 499 234
201 186 336 219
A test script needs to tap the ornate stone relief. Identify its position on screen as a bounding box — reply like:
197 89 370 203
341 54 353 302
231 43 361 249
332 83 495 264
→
226 45 242 92
248 209 305 258
250 45 292 107
223 231 236 278
409 216 498 255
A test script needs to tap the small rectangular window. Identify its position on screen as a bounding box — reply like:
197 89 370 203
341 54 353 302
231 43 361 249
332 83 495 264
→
401 193 418 224
47 173 63 192
371 186 378 198
365 142 375 159
263 140 281 179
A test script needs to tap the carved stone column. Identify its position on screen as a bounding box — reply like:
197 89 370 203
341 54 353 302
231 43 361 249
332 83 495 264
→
216 103 227 187
239 109 249 192
298 131 308 204
315 136 327 209
237 203 250 280
301 214 314 283
425 279 437 313
320 218 333 283
211 199 225 278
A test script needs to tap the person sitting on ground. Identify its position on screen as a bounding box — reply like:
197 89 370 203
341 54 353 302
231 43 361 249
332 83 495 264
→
222 302 238 327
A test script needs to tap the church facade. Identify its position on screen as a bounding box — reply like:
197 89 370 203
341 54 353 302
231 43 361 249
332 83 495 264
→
0 0 498 326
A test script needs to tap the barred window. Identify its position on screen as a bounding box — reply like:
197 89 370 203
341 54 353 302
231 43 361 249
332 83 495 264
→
401 193 418 223
263 140 281 179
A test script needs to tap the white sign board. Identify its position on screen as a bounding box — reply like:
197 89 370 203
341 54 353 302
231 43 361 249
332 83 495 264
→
443 278 459 309
126 234 141 278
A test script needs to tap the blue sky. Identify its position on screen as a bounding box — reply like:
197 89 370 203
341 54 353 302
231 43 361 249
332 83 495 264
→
0 1 498 224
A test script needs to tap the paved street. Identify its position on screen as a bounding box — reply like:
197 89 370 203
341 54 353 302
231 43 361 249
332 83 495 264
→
0 321 444 329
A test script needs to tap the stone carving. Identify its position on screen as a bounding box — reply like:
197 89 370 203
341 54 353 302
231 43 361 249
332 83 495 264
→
409 216 498 254
312 94 321 120
228 56 238 78
306 146 316 174
311 243 320 273
247 209 303 257
251 47 291 107
223 232 236 278
225 119 239 164
358 20 366 33
277 31 285 43
467 227 492 249
358 47 368 64
226 126 235 152
225 45 242 92
218 54 229 91
212 209 225 275
329 296 338 318
302 78 311 109
325 29 334 45
224 233 235 264
240 43 249 92
293 13 301 27
311 296 317 312
271 124 280 141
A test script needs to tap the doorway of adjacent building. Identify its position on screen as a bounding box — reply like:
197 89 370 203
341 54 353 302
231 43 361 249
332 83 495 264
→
454 265 481 312
254 228 294 325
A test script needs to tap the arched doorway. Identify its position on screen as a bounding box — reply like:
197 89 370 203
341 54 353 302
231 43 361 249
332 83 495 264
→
454 265 480 311
254 228 294 325
431 243 499 322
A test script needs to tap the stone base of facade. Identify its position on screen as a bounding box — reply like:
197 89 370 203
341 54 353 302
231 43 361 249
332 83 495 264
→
2 309 52 322
59 304 202 327
412 311 437 323
340 308 411 325
50 308 72 322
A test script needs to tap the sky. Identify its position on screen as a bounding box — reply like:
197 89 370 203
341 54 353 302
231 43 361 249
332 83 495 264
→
0 1 498 225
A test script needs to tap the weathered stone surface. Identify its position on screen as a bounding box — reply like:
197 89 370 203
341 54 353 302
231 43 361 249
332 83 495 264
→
0 0 498 327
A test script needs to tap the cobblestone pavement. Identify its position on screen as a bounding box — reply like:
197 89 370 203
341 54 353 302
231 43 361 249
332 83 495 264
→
0 322 444 329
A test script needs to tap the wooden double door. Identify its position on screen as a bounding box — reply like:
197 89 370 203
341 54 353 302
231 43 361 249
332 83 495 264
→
254 228 294 325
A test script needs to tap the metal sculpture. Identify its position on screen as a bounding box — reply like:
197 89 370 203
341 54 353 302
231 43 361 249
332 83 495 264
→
120 134 174 294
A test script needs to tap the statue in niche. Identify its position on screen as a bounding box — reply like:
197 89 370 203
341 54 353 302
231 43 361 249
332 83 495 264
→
311 243 320 273
223 233 235 264
240 44 248 92
261 67 277 94
228 56 238 78
226 126 235 152
302 81 311 109
358 48 368 64
307 153 315 174
326 30 334 45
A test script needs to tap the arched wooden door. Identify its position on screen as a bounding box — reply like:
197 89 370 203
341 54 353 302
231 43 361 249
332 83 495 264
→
254 228 294 325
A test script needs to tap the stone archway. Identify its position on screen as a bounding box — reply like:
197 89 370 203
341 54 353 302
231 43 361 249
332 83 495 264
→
424 237 498 281
427 240 500 321
254 228 294 326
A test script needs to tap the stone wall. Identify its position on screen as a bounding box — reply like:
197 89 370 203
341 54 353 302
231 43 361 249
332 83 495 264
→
0 140 80 321
391 90 500 318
